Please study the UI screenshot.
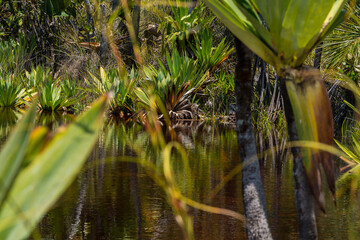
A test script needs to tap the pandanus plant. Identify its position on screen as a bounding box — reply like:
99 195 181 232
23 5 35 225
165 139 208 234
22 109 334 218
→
0 74 26 108
87 67 137 117
205 0 347 239
135 50 208 119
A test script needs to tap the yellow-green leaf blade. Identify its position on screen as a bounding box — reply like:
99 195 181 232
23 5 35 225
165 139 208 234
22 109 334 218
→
0 96 107 240
0 104 36 207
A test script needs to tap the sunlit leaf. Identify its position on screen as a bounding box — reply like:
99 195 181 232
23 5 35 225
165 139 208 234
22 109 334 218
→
205 0 347 70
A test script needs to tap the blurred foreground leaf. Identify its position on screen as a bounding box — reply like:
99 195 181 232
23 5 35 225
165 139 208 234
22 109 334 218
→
0 96 107 240
0 105 36 208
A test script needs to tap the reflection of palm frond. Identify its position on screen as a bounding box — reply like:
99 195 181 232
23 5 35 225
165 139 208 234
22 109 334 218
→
0 108 20 127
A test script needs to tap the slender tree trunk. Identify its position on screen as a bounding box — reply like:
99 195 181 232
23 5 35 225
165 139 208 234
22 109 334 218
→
188 0 197 14
132 0 141 46
99 4 108 64
313 44 322 69
112 0 119 10
234 38 272 240
279 75 318 240
84 0 96 38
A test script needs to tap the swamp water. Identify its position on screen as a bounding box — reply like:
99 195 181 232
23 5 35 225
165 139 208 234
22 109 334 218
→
0 111 359 239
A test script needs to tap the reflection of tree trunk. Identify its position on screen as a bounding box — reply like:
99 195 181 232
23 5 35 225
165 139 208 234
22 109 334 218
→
279 77 318 240
97 138 106 197
272 158 282 240
130 163 142 239
234 38 272 240
69 171 89 239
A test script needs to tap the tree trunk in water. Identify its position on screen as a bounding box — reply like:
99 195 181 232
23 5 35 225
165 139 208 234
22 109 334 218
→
234 38 272 240
279 73 318 240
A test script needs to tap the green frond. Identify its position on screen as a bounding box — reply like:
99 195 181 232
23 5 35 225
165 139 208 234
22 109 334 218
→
205 0 347 70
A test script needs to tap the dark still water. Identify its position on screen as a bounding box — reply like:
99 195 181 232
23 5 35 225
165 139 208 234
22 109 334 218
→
1 111 359 239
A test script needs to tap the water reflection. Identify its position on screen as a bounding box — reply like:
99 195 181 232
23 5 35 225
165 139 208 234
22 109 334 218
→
0 115 356 239
38 121 247 239
37 111 75 130
0 107 22 145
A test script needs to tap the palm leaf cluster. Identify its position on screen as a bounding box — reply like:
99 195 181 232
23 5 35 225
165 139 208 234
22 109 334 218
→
0 74 26 108
0 38 29 74
160 1 214 50
205 0 346 71
323 2 360 73
87 67 137 117
25 66 79 112
38 81 78 112
191 29 234 72
135 50 208 119
336 123 360 164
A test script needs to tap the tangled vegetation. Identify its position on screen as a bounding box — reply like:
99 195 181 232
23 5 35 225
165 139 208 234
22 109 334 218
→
3 0 360 239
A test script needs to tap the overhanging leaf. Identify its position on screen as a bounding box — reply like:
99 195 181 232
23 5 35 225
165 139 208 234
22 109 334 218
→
0 104 36 208
205 0 278 68
205 0 347 69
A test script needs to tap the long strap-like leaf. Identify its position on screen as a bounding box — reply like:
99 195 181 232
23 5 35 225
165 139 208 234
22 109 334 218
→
0 96 107 240
0 104 36 209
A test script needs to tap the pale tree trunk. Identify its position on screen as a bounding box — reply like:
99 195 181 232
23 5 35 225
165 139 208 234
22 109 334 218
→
279 74 318 240
234 38 272 240
99 4 108 64
84 0 96 38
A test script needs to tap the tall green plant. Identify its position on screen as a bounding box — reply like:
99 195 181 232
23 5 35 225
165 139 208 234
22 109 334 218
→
0 39 29 74
205 0 347 238
159 1 214 52
205 0 345 207
0 74 26 108
25 66 79 112
38 80 79 112
191 29 234 72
